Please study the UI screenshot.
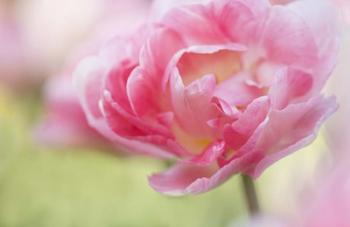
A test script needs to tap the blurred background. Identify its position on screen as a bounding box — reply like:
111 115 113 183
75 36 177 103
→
0 0 349 226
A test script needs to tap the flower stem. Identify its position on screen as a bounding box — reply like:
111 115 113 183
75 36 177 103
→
241 174 260 216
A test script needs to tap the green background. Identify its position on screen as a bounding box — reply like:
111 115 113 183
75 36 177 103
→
0 90 327 227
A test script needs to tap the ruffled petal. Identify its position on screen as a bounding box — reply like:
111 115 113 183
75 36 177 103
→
224 96 270 150
285 0 340 90
73 56 106 123
151 0 208 21
162 3 229 44
188 140 226 165
170 67 222 139
269 67 313 109
127 27 184 116
149 162 217 196
214 73 262 107
246 95 338 177
261 5 319 69
149 151 260 195
212 0 270 43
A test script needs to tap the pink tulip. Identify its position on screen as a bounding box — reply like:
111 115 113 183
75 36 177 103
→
75 0 339 195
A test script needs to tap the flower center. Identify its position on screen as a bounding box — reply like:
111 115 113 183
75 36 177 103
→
177 49 242 86
172 48 276 155
172 122 211 155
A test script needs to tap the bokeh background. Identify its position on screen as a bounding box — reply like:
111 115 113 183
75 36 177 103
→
0 0 349 226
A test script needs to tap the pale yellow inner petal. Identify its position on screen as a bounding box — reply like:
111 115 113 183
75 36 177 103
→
177 50 242 86
172 122 211 155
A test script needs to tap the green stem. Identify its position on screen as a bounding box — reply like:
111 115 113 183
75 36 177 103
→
241 174 260 216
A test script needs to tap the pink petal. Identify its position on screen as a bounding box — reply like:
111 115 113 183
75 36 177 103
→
151 0 206 21
149 163 217 196
74 56 106 122
102 90 171 137
261 5 319 69
247 95 338 177
126 67 160 117
161 3 229 45
285 0 340 91
269 67 314 109
188 141 226 165
73 55 173 159
127 27 185 116
149 151 260 195
140 27 185 76
101 91 145 137
214 73 262 107
212 0 270 43
165 43 246 89
105 59 136 113
224 96 270 150
170 69 216 136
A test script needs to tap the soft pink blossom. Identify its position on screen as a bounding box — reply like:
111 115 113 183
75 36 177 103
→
326 2 350 159
0 0 150 91
75 0 339 195
0 2 42 90
35 0 151 149
300 166 350 227
35 68 113 148
234 161 350 227
334 0 350 23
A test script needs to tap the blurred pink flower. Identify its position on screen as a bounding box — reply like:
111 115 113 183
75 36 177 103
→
36 72 111 148
335 0 350 23
0 0 151 91
35 0 152 149
75 0 339 195
300 166 350 227
268 0 348 16
0 2 42 91
325 4 350 159
235 162 350 227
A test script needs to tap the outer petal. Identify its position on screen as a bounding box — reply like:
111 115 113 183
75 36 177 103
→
148 162 217 196
149 96 337 195
74 56 106 124
269 67 313 109
74 56 174 158
151 0 208 21
161 0 270 45
261 4 319 70
161 3 229 44
149 151 260 195
212 0 270 43
102 90 171 137
246 95 338 177
127 27 185 116
285 0 340 90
